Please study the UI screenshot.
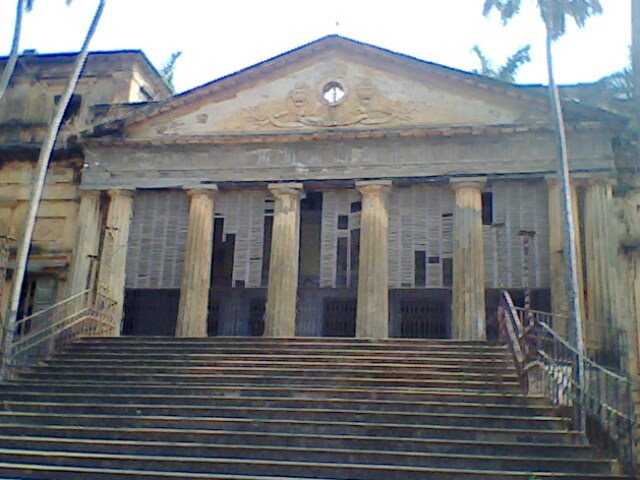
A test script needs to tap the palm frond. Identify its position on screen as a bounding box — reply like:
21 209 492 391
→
497 45 531 82
483 0 522 24
538 0 602 40
471 45 495 77
160 51 182 93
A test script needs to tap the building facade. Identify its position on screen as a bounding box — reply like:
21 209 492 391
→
0 36 637 360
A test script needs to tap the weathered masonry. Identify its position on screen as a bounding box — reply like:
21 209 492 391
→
0 36 635 354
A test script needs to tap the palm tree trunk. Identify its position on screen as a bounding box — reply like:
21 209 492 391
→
0 0 25 103
545 27 586 430
0 0 106 379
633 0 640 128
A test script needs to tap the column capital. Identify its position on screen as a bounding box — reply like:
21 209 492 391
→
107 188 135 199
356 179 392 196
450 177 486 191
583 175 616 188
78 189 102 199
268 182 303 198
184 184 218 198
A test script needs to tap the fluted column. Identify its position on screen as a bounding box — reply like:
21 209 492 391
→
546 177 585 340
584 177 619 355
451 178 486 340
0 221 9 336
175 187 217 338
264 183 302 337
68 190 102 296
355 180 391 339
97 189 134 331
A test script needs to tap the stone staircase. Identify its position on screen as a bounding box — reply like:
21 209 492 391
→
0 337 628 479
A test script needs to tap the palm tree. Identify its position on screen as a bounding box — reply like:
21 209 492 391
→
633 0 640 112
483 0 602 429
0 1 75 103
160 51 182 93
1 0 106 379
472 44 531 82
0 0 26 103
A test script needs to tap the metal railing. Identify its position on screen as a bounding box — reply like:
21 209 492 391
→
498 290 636 475
1 288 117 377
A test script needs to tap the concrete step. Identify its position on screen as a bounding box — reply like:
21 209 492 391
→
62 345 511 358
0 402 568 430
0 462 625 480
0 337 622 479
0 382 546 404
0 444 615 474
0 448 621 479
0 412 575 441
51 352 515 366
44 357 517 373
0 422 588 448
16 372 521 391
74 336 508 349
30 364 519 382
0 431 595 458
0 393 555 416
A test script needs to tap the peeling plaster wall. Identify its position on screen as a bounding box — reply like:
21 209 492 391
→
0 160 80 270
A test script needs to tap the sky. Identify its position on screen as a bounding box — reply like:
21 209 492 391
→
0 0 631 93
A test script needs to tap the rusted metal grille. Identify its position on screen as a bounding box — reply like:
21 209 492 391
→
249 299 265 336
399 299 447 338
323 298 356 337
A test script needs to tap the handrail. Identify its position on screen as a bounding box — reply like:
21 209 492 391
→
498 290 636 476
13 288 91 327
2 289 118 378
497 291 526 388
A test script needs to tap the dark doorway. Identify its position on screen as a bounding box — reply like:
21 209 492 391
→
323 298 356 337
249 298 266 336
399 298 448 338
390 289 451 338
123 289 180 335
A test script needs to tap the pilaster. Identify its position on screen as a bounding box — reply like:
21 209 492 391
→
584 177 619 355
0 222 9 337
68 190 102 296
175 186 217 338
355 180 391 339
451 178 486 340
546 177 585 340
264 183 303 337
97 189 134 331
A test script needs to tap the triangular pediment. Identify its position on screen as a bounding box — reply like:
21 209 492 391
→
106 36 607 140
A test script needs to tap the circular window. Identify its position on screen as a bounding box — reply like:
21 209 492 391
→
322 81 345 105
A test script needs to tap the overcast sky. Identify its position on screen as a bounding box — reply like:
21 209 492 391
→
0 0 630 93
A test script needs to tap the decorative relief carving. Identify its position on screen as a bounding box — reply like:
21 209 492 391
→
243 80 415 130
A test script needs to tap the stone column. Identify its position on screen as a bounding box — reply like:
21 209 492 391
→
0 221 9 336
546 177 585 340
583 177 619 355
97 189 134 331
68 190 102 296
175 186 217 338
451 178 486 341
613 188 640 466
264 183 303 337
355 180 391 339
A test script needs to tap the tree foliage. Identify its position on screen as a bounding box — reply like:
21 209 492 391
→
472 44 531 82
160 51 182 93
483 0 602 40
599 66 633 101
